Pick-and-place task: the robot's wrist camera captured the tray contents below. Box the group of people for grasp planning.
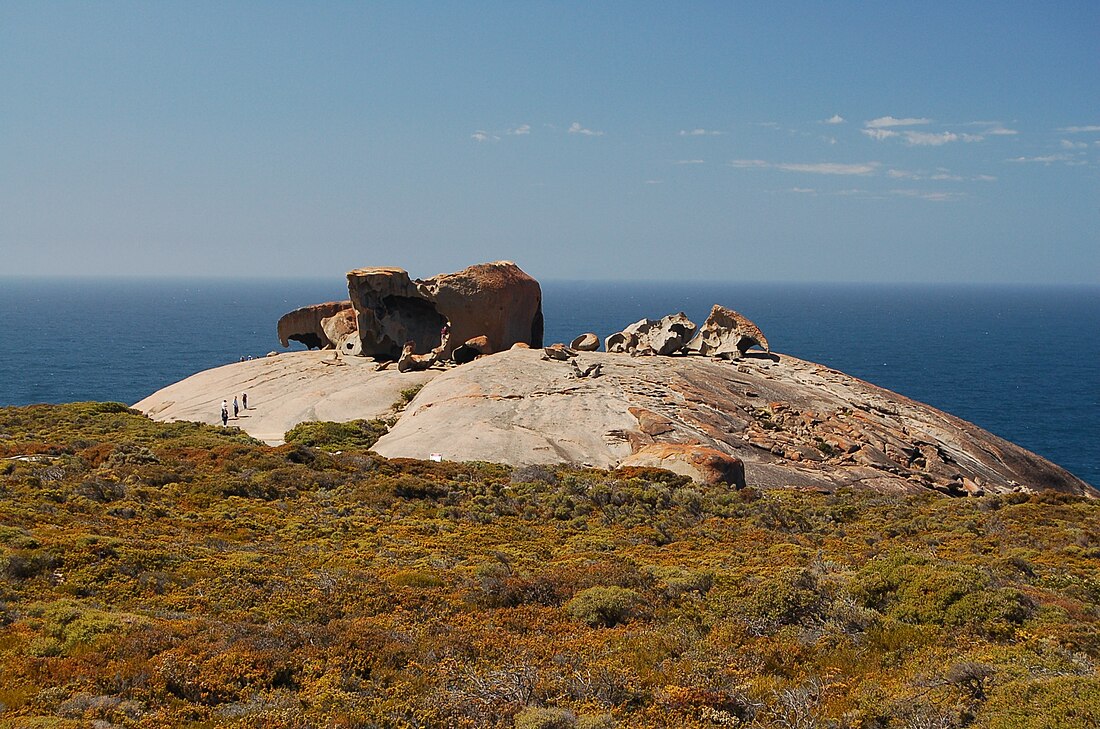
[219,393,248,426]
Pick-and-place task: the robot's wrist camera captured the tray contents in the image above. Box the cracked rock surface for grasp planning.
[374,349,1094,496]
[135,348,1094,496]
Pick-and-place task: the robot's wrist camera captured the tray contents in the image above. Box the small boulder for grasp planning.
[570,333,600,351]
[510,342,531,350]
[451,344,481,364]
[570,359,602,378]
[464,335,493,355]
[397,340,440,373]
[542,343,578,361]
[619,443,746,487]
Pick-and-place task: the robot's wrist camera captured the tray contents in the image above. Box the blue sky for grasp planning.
[2,2,1098,283]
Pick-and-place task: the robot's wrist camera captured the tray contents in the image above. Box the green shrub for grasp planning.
[982,675,1100,728]
[565,586,640,628]
[741,567,824,633]
[3,549,59,581]
[944,587,1034,638]
[29,599,136,656]
[391,570,445,589]
[851,551,990,625]
[514,706,577,729]
[283,419,388,450]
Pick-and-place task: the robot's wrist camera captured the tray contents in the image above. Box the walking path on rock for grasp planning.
[133,351,440,445]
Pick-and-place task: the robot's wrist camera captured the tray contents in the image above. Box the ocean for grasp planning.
[1,277,1097,487]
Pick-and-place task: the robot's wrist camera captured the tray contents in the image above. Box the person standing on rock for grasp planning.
[242,392,248,410]
[233,397,240,419]
[440,320,451,350]
[220,404,228,427]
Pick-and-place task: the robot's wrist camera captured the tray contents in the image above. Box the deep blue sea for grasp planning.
[1,278,1097,486]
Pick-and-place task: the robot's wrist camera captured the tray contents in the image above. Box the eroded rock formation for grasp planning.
[277,301,354,349]
[321,308,360,354]
[606,313,697,356]
[686,304,769,358]
[346,261,543,360]
[397,340,442,373]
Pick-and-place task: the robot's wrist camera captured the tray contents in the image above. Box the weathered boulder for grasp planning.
[605,331,637,354]
[609,313,697,356]
[321,308,360,354]
[277,301,354,349]
[346,261,543,360]
[543,344,577,361]
[464,335,492,355]
[620,443,746,487]
[570,359,603,379]
[451,343,480,364]
[570,333,600,351]
[397,340,441,373]
[687,304,770,359]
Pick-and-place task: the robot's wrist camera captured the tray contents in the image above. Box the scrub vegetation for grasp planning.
[0,403,1097,727]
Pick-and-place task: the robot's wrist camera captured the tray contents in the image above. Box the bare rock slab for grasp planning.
[133,351,440,445]
[373,349,1095,496]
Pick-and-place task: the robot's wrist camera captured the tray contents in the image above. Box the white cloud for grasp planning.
[891,189,965,202]
[568,122,604,136]
[868,127,981,146]
[1007,154,1074,164]
[731,159,879,175]
[823,115,845,124]
[779,162,879,175]
[674,159,706,165]
[789,187,817,193]
[866,116,932,128]
[1061,139,1088,150]
[862,128,899,141]
[644,179,663,185]
[964,122,1018,136]
[1059,125,1100,133]
[889,167,996,182]
[903,131,958,146]
[678,128,723,136]
[471,130,498,142]
[507,124,531,136]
